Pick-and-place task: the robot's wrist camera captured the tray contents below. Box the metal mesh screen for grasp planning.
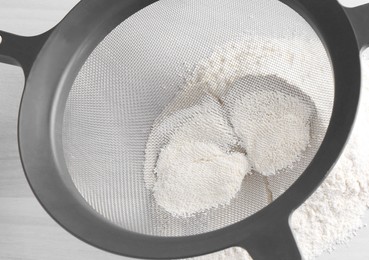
[62,0,334,236]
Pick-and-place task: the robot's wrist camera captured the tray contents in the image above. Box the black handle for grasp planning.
[0,29,52,77]
[343,3,369,50]
[240,217,301,260]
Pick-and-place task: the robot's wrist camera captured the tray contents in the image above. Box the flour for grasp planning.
[145,32,368,258]
[148,95,250,217]
[225,76,312,176]
[289,58,369,260]
[144,95,239,190]
[153,141,250,217]
[184,36,333,129]
[184,53,369,260]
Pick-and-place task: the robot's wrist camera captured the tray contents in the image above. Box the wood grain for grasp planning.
[0,1,126,259]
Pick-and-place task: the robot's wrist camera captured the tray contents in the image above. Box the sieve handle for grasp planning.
[343,3,369,50]
[240,218,301,260]
[0,29,52,77]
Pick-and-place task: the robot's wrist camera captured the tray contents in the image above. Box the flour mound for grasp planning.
[153,141,250,217]
[226,85,312,176]
[290,58,369,260]
[144,95,238,190]
[144,31,369,260]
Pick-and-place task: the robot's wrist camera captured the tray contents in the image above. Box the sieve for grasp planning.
[0,0,368,259]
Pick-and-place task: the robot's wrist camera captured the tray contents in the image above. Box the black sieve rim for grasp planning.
[17,0,361,258]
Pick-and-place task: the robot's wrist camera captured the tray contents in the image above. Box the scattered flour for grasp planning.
[290,58,369,260]
[145,32,369,259]
[184,36,333,121]
[225,76,312,176]
[184,55,369,260]
[153,141,250,217]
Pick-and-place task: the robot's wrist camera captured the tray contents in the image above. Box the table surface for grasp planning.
[0,1,368,259]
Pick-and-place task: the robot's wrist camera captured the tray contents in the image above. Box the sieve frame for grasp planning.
[0,0,368,259]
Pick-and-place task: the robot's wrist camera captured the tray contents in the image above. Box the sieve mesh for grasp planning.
[62,0,334,236]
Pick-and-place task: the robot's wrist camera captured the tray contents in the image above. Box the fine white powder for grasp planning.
[144,95,239,190]
[153,141,250,217]
[225,88,312,176]
[184,53,369,260]
[184,36,333,122]
[147,95,250,216]
[289,61,369,260]
[145,32,369,259]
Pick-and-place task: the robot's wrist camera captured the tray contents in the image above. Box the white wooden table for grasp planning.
[0,1,368,259]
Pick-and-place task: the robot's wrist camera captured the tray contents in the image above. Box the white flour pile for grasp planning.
[153,141,250,217]
[185,54,369,259]
[225,78,312,175]
[145,94,252,216]
[145,36,324,214]
[145,34,369,259]
[290,58,369,259]
[144,95,240,190]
